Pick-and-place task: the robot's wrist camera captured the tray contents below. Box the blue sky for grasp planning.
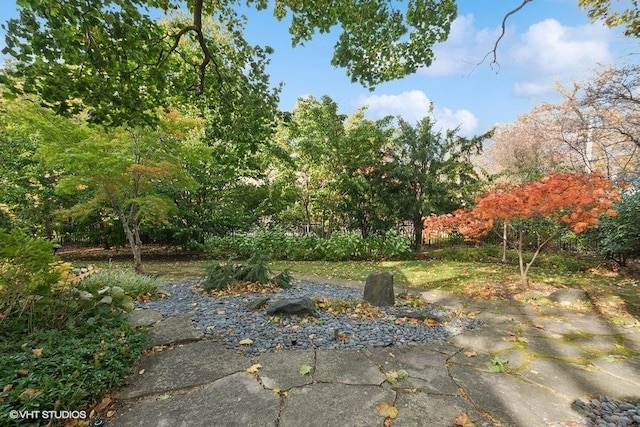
[1,0,638,136]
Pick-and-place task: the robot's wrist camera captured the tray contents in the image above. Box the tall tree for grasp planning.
[390,116,491,250]
[1,0,456,125]
[579,0,640,37]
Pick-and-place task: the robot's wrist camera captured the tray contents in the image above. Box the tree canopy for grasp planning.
[1,0,456,125]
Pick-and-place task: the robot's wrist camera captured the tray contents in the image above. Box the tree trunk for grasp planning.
[502,221,508,263]
[517,229,528,287]
[118,210,143,273]
[412,215,424,253]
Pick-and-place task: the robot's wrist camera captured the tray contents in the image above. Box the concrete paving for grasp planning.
[108,283,640,427]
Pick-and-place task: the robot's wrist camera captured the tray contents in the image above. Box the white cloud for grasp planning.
[420,14,504,77]
[510,19,613,96]
[357,90,479,135]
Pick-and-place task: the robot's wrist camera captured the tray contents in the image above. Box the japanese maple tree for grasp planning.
[424,173,620,286]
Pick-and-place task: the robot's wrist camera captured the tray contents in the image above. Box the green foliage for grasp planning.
[0,230,62,324]
[202,259,239,291]
[205,230,411,262]
[2,0,456,125]
[75,269,160,314]
[596,192,640,266]
[0,314,146,426]
[488,356,509,373]
[202,252,290,291]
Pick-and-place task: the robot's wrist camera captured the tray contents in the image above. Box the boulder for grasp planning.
[266,297,316,316]
[363,272,395,307]
[245,296,270,311]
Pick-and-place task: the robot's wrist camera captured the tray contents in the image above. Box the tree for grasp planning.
[424,173,620,286]
[579,0,640,37]
[478,65,640,185]
[1,0,456,125]
[595,191,640,266]
[0,97,80,238]
[390,116,491,251]
[38,113,197,272]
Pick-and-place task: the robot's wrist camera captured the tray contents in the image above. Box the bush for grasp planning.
[205,229,411,262]
[0,230,63,329]
[0,313,146,426]
[202,253,291,291]
[596,192,640,266]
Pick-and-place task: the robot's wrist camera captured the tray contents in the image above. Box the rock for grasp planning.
[127,308,164,328]
[148,313,204,346]
[245,296,270,311]
[548,288,589,305]
[266,298,316,316]
[363,272,395,307]
[395,308,447,322]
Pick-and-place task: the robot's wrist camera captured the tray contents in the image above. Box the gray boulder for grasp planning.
[363,272,395,307]
[266,297,316,316]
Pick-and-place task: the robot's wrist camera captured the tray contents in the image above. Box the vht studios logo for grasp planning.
[9,410,87,420]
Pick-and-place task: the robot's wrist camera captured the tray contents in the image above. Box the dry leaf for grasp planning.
[138,369,145,375]
[453,412,476,427]
[31,348,43,357]
[3,384,13,392]
[239,338,254,346]
[15,368,29,376]
[376,402,399,419]
[106,410,116,418]
[463,351,477,357]
[95,395,113,412]
[534,324,545,330]
[424,318,439,327]
[246,363,262,374]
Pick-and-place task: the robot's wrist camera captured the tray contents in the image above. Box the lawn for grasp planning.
[69,247,640,320]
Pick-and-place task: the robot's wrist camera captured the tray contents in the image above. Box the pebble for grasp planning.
[574,395,640,427]
[138,278,481,356]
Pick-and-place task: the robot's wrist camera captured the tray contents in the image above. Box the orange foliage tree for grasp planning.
[424,173,620,286]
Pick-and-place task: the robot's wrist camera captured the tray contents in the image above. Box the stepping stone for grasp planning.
[148,313,204,347]
[127,308,163,328]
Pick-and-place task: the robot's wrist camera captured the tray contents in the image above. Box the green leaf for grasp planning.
[299,364,313,376]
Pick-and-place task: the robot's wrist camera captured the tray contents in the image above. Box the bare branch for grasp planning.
[479,0,534,72]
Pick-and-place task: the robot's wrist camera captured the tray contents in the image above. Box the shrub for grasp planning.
[0,313,146,426]
[0,230,63,329]
[202,253,291,291]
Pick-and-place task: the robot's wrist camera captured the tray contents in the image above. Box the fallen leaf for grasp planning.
[138,369,145,375]
[424,318,439,327]
[3,384,13,392]
[15,369,29,376]
[239,338,254,346]
[157,394,170,400]
[534,324,545,330]
[517,337,529,343]
[464,351,477,358]
[246,363,262,374]
[95,395,113,412]
[299,364,313,376]
[31,348,43,357]
[106,410,116,418]
[453,412,476,427]
[376,402,399,419]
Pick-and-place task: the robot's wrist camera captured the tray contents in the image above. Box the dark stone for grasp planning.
[266,297,316,316]
[245,296,270,311]
[395,308,446,322]
[363,272,395,307]
[548,288,590,305]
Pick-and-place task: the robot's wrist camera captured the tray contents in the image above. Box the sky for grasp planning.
[1,0,638,136]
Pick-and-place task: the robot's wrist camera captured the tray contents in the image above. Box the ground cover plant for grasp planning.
[1,231,159,425]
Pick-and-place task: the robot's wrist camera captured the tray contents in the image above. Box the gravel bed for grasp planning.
[573,395,640,427]
[137,278,481,356]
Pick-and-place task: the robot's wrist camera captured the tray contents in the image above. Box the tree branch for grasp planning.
[479,0,534,72]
